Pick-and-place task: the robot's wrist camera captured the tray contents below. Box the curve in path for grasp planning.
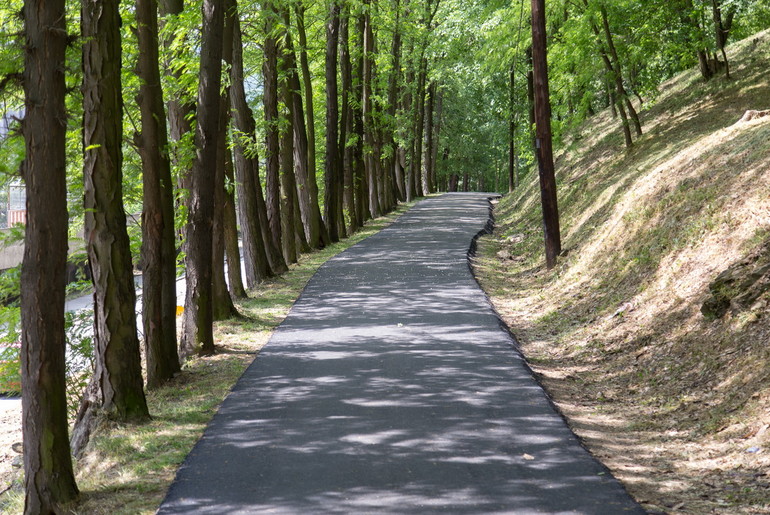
[159,193,644,514]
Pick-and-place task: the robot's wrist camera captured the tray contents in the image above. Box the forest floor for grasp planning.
[473,29,770,514]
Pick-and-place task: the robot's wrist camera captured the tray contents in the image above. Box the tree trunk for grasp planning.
[339,12,360,232]
[413,58,428,198]
[212,0,237,321]
[230,10,275,286]
[424,81,436,194]
[222,147,246,299]
[212,19,237,320]
[353,14,370,224]
[159,0,195,245]
[324,1,342,243]
[136,0,181,388]
[509,63,516,192]
[20,1,80,511]
[531,0,561,268]
[279,23,299,265]
[711,0,731,79]
[82,0,150,423]
[295,4,331,246]
[182,0,225,357]
[599,5,642,137]
[362,5,382,217]
[386,2,405,202]
[282,9,325,250]
[263,3,283,254]
[431,88,442,191]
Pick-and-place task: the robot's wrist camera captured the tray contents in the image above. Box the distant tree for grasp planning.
[19,0,80,511]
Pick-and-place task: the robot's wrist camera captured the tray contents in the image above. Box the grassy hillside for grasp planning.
[474,29,770,514]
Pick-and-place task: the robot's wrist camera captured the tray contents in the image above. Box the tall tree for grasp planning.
[212,0,237,321]
[135,0,181,388]
[80,0,150,424]
[531,0,561,268]
[295,3,330,247]
[230,8,274,287]
[181,0,225,356]
[263,2,283,254]
[20,0,80,511]
[282,8,326,250]
[324,1,343,242]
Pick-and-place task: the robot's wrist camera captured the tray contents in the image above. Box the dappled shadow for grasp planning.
[159,194,642,514]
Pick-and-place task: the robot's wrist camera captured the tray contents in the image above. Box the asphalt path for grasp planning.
[158,193,644,514]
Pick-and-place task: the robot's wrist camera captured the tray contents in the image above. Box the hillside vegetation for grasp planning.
[475,29,770,514]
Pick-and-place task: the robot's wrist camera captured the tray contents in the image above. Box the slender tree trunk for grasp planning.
[386,1,405,202]
[599,5,642,137]
[279,24,299,265]
[222,148,246,299]
[531,0,561,268]
[81,0,150,424]
[413,57,428,197]
[424,81,436,194]
[182,0,225,357]
[362,5,381,217]
[431,89,443,191]
[212,0,237,321]
[230,10,275,286]
[711,0,731,79]
[264,2,283,253]
[282,10,324,250]
[159,0,195,245]
[324,1,342,242]
[136,0,181,388]
[353,14,369,224]
[295,4,331,246]
[20,1,80,511]
[339,13,359,232]
[509,63,516,192]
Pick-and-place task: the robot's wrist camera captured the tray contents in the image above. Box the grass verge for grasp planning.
[473,30,770,515]
[0,201,415,515]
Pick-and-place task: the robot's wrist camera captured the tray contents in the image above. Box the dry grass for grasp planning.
[474,29,770,514]
[0,202,414,514]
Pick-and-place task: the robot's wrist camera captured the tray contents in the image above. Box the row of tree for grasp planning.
[8,0,459,512]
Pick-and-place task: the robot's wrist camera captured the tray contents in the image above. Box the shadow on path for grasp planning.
[159,193,644,514]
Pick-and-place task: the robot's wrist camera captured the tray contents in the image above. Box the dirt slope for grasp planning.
[474,29,770,514]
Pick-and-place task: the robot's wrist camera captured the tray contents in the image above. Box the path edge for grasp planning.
[465,194,645,512]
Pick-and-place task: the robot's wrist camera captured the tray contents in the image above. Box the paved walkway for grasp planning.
[158,193,644,514]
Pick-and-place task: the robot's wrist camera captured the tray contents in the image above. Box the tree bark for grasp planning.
[212,0,237,321]
[599,5,641,137]
[222,147,247,299]
[136,0,181,389]
[159,0,195,245]
[339,12,360,232]
[20,1,80,511]
[230,10,276,286]
[424,81,436,194]
[362,5,382,217]
[182,0,225,357]
[531,0,561,269]
[282,9,326,250]
[325,1,342,243]
[295,4,330,246]
[279,21,299,265]
[263,2,283,254]
[82,0,150,423]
